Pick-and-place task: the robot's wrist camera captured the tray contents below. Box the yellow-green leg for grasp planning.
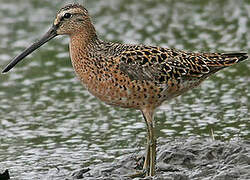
[143,135,150,173]
[142,108,156,176]
[128,139,149,178]
[128,108,156,178]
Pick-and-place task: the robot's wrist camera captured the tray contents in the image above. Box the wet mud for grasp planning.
[2,137,249,180]
[70,137,250,180]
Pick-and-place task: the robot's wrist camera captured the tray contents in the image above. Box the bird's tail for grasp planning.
[195,52,248,78]
[206,52,248,67]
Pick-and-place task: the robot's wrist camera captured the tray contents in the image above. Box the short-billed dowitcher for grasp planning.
[2,4,248,177]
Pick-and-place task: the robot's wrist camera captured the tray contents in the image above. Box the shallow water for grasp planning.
[0,0,249,179]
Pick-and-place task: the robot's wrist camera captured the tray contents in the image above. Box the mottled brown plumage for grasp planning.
[2,3,248,178]
[71,36,247,111]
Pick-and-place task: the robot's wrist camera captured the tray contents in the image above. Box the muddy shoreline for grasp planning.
[70,137,250,180]
[2,137,249,180]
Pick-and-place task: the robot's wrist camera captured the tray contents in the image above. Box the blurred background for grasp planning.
[0,0,249,179]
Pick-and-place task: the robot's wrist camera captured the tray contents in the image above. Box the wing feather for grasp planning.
[118,46,247,84]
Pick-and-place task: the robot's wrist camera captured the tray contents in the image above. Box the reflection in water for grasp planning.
[0,0,249,179]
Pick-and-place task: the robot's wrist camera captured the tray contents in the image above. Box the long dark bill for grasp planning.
[2,25,58,73]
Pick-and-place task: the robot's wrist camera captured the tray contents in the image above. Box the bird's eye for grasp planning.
[63,13,72,19]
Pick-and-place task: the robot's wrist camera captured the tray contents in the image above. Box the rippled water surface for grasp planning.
[0,0,249,179]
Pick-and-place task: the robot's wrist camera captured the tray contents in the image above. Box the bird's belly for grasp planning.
[164,78,205,99]
[86,80,141,109]
[75,74,135,108]
[77,72,165,109]
[75,67,204,110]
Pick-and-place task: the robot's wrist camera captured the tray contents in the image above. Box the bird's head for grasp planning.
[2,3,94,73]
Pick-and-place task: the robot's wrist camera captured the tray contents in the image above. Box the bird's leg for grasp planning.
[142,118,150,174]
[127,108,156,178]
[128,128,149,178]
[149,120,156,176]
[142,108,156,177]
[143,135,150,171]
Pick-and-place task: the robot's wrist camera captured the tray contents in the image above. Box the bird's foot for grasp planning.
[126,170,146,178]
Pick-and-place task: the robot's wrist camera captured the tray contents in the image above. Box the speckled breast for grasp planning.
[71,58,167,110]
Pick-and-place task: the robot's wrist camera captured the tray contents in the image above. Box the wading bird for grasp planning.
[2,4,248,177]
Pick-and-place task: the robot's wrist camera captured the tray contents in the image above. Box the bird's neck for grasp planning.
[69,31,121,63]
[69,29,97,63]
[69,31,106,81]
[69,28,97,51]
